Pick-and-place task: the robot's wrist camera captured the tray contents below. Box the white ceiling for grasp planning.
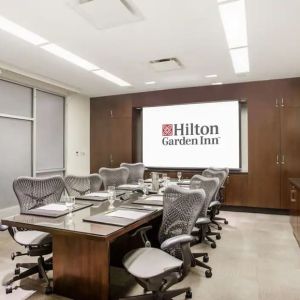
[0,0,299,97]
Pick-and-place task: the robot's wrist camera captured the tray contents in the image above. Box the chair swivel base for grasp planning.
[119,287,192,300]
[192,253,212,278]
[6,256,53,295]
[214,216,229,225]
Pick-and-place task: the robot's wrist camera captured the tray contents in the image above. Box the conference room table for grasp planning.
[1,192,164,300]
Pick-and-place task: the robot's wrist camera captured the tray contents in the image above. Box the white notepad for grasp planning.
[106,209,148,220]
[146,195,163,202]
[36,204,68,211]
[85,192,109,197]
[118,184,140,189]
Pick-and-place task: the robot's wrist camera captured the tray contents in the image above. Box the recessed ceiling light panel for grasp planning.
[230,47,250,73]
[0,15,48,45]
[41,43,99,71]
[219,0,248,49]
[205,74,218,78]
[145,81,156,85]
[93,69,131,87]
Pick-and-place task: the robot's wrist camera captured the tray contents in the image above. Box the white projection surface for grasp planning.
[142,101,240,169]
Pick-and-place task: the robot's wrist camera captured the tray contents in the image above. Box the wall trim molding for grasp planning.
[0,205,19,220]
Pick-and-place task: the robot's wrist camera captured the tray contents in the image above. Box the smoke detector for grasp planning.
[149,58,182,72]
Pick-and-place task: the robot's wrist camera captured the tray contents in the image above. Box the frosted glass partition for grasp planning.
[36,91,64,172]
[0,80,32,117]
[0,118,32,209]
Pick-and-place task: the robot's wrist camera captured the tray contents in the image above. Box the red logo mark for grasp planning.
[162,124,173,136]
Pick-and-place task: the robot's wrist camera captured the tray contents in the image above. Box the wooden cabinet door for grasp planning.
[280,107,300,209]
[247,97,281,208]
[225,174,248,206]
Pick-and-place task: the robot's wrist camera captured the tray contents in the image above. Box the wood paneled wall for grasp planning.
[91,78,300,210]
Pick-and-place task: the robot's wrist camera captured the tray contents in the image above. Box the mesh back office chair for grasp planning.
[64,174,102,197]
[121,185,206,300]
[4,176,65,294]
[120,162,145,184]
[202,169,228,230]
[99,167,129,190]
[190,175,219,277]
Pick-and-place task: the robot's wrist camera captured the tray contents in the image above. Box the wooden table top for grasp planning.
[1,192,163,242]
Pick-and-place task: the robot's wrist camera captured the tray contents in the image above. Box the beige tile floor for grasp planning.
[0,211,300,300]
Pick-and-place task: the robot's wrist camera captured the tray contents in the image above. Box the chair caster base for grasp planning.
[203,255,209,263]
[211,242,216,249]
[216,233,221,240]
[186,290,192,299]
[205,270,212,278]
[6,286,13,294]
[45,286,53,294]
[224,220,229,225]
[14,267,20,275]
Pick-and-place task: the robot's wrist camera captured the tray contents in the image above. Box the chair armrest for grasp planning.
[131,225,152,247]
[209,200,221,208]
[0,224,8,231]
[160,234,194,251]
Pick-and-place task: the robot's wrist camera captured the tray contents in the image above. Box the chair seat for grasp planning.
[196,217,210,225]
[14,230,52,246]
[123,247,182,279]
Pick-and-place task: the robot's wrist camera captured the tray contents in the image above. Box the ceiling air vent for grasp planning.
[69,0,143,30]
[149,58,182,72]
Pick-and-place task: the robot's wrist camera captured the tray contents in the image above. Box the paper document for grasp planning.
[85,192,108,197]
[181,180,191,184]
[118,184,139,189]
[36,204,68,211]
[146,195,163,202]
[106,209,149,220]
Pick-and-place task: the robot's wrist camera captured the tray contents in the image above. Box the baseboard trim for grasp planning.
[0,205,19,220]
[222,205,289,215]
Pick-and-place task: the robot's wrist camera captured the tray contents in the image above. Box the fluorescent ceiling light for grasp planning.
[0,15,48,45]
[93,70,131,87]
[211,82,223,85]
[205,74,218,78]
[41,43,99,71]
[145,81,156,85]
[219,0,248,49]
[230,47,249,73]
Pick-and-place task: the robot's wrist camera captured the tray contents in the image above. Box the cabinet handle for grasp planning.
[281,155,285,165]
[276,154,279,165]
[281,98,284,107]
[110,110,113,118]
[291,189,296,202]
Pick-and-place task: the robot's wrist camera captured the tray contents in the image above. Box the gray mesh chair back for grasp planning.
[158,185,206,259]
[202,169,227,202]
[99,167,129,190]
[208,167,229,179]
[13,176,65,213]
[190,175,219,217]
[65,174,102,197]
[120,162,145,184]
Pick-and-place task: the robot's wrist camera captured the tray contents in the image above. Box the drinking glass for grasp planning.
[107,186,115,209]
[162,173,168,187]
[64,195,75,213]
[177,171,182,182]
[138,179,148,198]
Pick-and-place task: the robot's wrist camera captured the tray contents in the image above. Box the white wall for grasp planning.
[65,93,90,175]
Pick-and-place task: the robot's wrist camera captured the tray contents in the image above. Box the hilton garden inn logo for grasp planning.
[162,123,220,146]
